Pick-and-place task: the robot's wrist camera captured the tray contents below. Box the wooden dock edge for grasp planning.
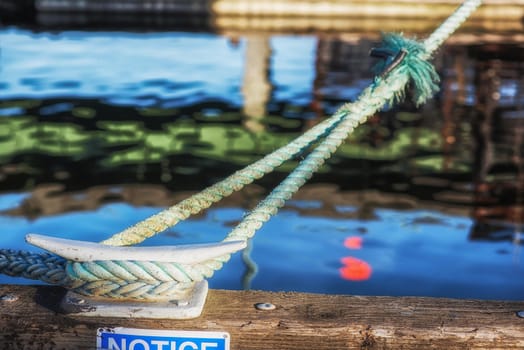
[0,285,523,349]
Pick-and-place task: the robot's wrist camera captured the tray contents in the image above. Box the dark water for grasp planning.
[0,27,523,300]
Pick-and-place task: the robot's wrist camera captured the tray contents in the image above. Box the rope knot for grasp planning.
[370,33,440,106]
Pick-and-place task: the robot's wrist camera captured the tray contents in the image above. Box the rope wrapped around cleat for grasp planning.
[64,256,230,300]
[0,248,230,300]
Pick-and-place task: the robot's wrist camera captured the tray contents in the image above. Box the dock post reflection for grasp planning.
[241,238,258,290]
[242,35,272,132]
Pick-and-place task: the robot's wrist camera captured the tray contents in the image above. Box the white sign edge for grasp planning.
[96,327,230,350]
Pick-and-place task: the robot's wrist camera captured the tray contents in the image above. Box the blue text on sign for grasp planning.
[97,328,229,350]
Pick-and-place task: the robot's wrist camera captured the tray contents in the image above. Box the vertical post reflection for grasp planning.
[241,238,258,290]
[242,35,272,132]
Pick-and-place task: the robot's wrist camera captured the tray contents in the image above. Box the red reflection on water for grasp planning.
[343,236,363,249]
[339,257,372,281]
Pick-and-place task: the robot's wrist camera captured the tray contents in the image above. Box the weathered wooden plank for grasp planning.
[0,285,523,349]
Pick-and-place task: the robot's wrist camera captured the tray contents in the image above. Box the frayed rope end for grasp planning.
[372,33,440,107]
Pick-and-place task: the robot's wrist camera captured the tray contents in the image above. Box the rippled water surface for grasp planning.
[1,27,523,300]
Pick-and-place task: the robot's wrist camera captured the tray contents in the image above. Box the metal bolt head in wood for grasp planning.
[255,302,276,311]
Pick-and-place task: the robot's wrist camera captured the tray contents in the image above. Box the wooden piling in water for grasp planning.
[0,284,523,349]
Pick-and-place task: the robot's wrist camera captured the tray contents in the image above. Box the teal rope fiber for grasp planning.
[372,34,440,107]
[0,0,483,300]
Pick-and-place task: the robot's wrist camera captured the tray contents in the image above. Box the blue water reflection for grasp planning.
[0,27,523,300]
[1,195,522,300]
[0,29,315,108]
[1,30,242,106]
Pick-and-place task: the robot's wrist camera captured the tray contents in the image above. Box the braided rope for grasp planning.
[423,0,482,56]
[101,109,349,246]
[0,244,233,300]
[0,0,482,300]
[0,250,231,300]
[65,256,229,300]
[0,249,67,285]
[224,70,410,242]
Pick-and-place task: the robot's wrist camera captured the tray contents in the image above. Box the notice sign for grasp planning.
[97,327,230,350]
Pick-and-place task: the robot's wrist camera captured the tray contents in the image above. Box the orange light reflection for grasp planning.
[339,256,372,281]
[343,236,363,249]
